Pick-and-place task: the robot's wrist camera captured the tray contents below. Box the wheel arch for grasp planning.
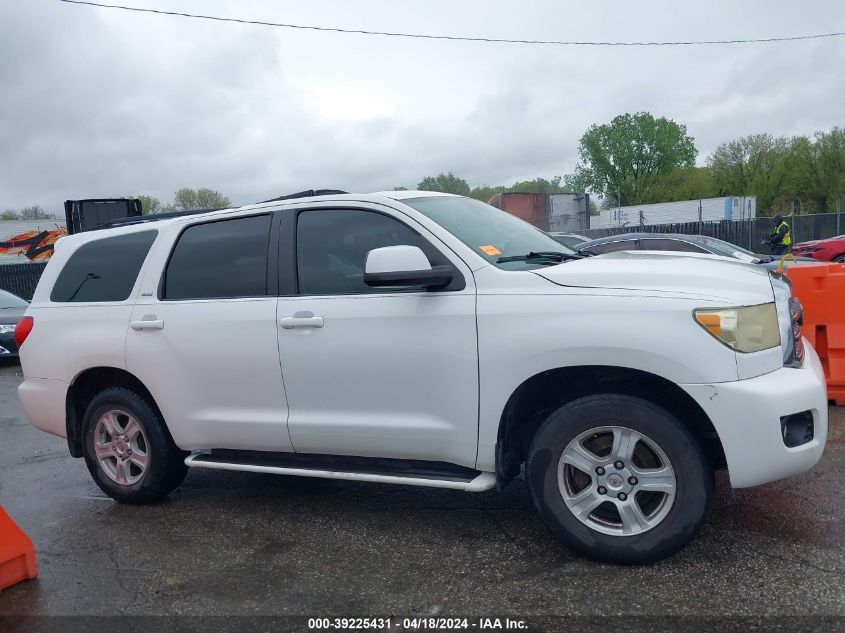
[495,365,726,486]
[65,366,163,458]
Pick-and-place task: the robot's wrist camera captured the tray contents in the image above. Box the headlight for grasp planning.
[0,324,16,335]
[694,303,780,353]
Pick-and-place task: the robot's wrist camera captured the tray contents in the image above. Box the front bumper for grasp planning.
[18,377,69,438]
[681,341,828,488]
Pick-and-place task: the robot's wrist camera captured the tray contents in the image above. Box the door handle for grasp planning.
[280,316,324,329]
[130,318,165,331]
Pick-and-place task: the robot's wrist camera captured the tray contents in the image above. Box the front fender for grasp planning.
[474,292,739,470]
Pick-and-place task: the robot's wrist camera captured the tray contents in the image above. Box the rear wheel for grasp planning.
[526,394,712,564]
[82,387,188,504]
[834,254,845,263]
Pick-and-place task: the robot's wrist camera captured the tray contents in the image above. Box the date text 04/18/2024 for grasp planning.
[307,617,528,630]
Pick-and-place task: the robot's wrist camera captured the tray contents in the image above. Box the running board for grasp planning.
[184,451,496,492]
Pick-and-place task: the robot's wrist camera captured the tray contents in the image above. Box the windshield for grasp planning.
[402,196,575,269]
[0,289,29,309]
[692,236,759,259]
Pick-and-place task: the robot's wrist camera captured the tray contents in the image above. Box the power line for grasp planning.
[57,0,845,47]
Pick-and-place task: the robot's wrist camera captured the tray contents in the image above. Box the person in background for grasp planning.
[767,214,791,256]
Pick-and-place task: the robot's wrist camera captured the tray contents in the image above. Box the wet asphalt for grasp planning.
[0,359,843,626]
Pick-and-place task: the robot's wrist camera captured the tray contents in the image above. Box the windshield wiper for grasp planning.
[497,251,583,264]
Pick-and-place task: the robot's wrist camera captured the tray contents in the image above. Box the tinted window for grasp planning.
[297,209,430,295]
[164,215,271,300]
[583,240,638,255]
[642,239,708,253]
[51,231,157,303]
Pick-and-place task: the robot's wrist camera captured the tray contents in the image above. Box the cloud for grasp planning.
[1,0,843,211]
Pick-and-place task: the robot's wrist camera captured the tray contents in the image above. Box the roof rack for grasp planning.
[82,189,350,232]
[259,189,348,203]
[90,208,226,231]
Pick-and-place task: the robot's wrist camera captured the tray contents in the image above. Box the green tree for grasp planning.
[136,195,163,215]
[813,128,845,211]
[560,171,590,192]
[1,210,18,220]
[506,176,566,194]
[706,133,830,215]
[574,112,697,207]
[468,184,506,202]
[642,167,721,204]
[773,136,824,213]
[417,173,471,196]
[707,134,785,212]
[173,188,231,211]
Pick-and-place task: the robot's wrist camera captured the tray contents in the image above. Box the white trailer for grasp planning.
[593,196,757,229]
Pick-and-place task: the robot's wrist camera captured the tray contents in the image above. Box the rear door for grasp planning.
[276,205,480,469]
[126,212,292,452]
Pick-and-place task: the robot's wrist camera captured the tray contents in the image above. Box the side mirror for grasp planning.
[364,245,453,289]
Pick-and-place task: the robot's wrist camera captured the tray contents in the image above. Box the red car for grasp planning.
[792,234,845,262]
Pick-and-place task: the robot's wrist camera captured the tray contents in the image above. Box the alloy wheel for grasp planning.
[93,409,150,485]
[557,425,676,536]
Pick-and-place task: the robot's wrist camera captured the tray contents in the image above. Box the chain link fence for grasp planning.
[0,262,48,301]
[583,212,845,252]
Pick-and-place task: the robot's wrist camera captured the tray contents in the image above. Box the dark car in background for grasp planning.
[793,234,845,263]
[548,232,591,249]
[0,289,29,359]
[576,232,817,271]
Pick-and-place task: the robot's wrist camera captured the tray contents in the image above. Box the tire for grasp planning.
[526,394,713,564]
[82,387,188,504]
[834,254,845,263]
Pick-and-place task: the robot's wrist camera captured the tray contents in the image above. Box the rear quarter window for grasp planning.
[50,230,157,303]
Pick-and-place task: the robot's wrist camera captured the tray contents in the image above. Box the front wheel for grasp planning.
[834,254,845,263]
[526,394,713,564]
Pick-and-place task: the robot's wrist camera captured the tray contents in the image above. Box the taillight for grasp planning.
[14,316,33,349]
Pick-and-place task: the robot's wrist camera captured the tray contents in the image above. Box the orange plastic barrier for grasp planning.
[0,506,38,591]
[786,262,845,406]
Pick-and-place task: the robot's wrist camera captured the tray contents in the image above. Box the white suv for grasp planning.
[16,191,828,563]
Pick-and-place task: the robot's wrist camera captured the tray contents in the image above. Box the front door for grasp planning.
[126,213,293,453]
[277,207,479,469]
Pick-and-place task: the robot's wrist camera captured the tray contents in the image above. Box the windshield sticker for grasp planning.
[479,245,502,256]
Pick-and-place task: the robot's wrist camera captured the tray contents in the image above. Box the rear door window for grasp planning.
[51,230,157,302]
[163,214,271,300]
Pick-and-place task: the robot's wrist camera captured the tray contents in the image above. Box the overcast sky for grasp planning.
[1,0,843,211]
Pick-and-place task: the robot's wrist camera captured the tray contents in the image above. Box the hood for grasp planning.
[799,235,844,246]
[533,250,774,304]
